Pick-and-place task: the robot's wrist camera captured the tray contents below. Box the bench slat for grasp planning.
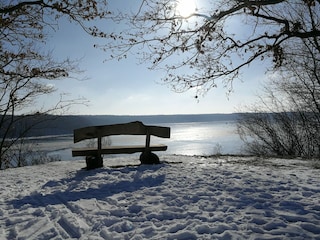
[74,121,170,143]
[72,144,168,157]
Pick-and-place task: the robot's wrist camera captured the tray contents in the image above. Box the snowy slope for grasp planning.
[1,156,320,239]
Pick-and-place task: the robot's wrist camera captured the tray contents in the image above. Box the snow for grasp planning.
[1,155,320,239]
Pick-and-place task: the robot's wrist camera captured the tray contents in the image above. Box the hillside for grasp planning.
[1,155,320,239]
[1,113,239,137]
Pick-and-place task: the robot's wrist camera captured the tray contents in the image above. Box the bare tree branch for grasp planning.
[0,0,110,168]
[101,0,320,96]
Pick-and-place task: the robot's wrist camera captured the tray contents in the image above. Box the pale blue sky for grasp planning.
[41,0,268,115]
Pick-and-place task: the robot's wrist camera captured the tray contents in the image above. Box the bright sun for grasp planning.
[176,0,197,18]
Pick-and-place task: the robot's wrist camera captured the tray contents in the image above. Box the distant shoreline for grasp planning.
[2,113,240,138]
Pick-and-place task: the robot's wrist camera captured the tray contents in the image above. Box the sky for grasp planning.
[42,0,268,116]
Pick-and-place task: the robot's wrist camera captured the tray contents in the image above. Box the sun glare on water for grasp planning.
[176,0,197,18]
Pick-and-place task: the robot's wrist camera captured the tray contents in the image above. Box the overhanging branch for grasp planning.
[0,1,43,14]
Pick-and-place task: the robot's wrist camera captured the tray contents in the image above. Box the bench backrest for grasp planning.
[74,121,170,143]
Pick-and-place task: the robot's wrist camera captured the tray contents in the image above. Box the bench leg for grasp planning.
[85,155,103,170]
[139,151,160,164]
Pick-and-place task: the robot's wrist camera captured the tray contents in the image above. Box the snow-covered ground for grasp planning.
[1,155,320,239]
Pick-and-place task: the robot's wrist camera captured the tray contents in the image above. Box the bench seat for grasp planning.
[72,144,168,156]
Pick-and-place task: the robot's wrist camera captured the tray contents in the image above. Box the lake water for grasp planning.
[42,120,244,160]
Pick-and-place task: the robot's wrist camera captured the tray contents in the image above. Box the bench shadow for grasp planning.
[8,164,166,209]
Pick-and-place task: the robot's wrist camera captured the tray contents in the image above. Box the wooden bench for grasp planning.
[72,121,170,169]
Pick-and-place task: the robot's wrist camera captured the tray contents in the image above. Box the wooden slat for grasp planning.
[147,125,170,138]
[74,121,170,143]
[72,144,168,157]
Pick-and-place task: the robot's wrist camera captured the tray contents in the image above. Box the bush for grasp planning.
[1,140,61,169]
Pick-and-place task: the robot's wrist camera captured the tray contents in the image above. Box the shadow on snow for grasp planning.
[8,164,166,208]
